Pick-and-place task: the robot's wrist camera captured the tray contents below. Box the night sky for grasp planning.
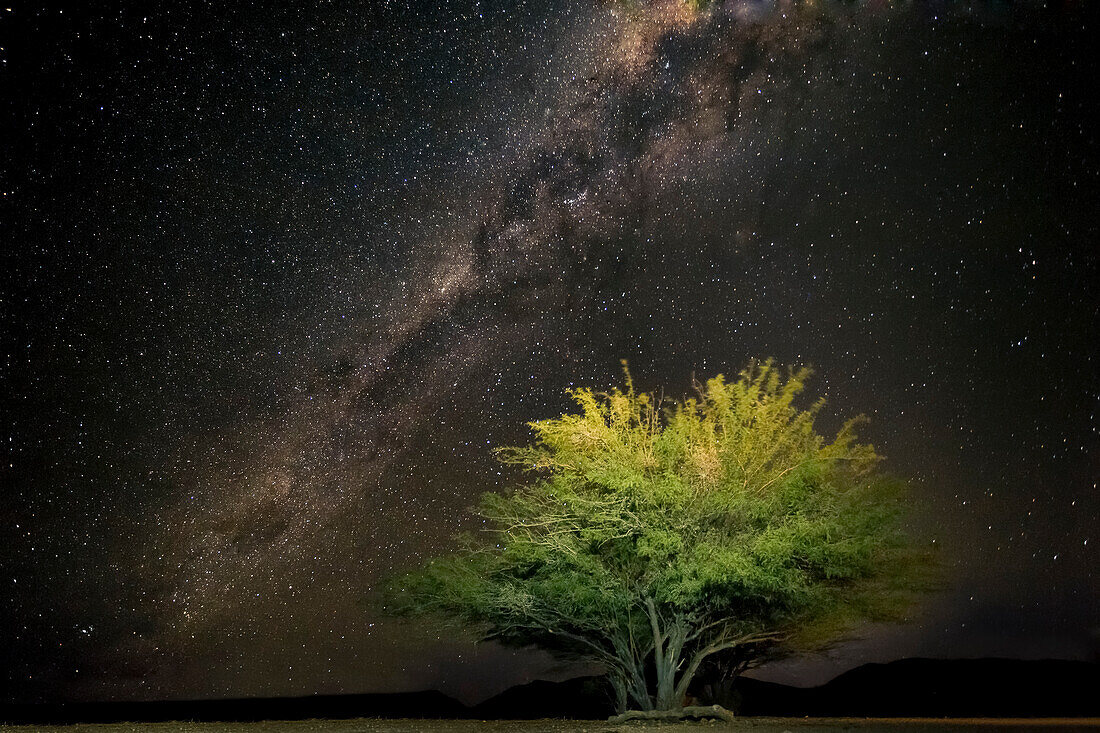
[3,0,1097,707]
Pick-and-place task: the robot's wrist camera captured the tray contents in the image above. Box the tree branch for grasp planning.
[674,631,786,701]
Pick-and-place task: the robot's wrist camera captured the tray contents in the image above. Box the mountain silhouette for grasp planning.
[4,658,1098,724]
[0,689,466,725]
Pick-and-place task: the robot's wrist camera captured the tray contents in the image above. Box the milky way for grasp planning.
[4,0,1097,704]
[152,0,840,664]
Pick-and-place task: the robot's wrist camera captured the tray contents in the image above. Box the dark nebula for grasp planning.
[3,0,1097,705]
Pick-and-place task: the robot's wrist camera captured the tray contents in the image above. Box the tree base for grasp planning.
[608,704,737,723]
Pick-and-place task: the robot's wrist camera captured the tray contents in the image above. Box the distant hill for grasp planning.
[0,689,466,725]
[704,658,1100,718]
[786,658,1100,718]
[468,658,1100,719]
[506,658,1100,719]
[4,658,1098,724]
[471,675,613,719]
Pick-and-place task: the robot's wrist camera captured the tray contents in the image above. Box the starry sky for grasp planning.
[3,0,1097,707]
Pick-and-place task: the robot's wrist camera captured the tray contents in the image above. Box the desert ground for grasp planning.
[3,718,1100,733]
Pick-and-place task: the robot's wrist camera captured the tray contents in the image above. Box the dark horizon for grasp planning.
[3,0,1098,708]
[4,657,1099,723]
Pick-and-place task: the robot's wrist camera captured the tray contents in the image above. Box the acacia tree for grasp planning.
[387,360,925,714]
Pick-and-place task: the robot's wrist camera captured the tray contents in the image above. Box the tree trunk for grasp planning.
[655,655,681,711]
[610,628,654,711]
[609,672,628,714]
[645,598,687,711]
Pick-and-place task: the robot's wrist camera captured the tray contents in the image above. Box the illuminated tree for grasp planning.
[386,360,926,715]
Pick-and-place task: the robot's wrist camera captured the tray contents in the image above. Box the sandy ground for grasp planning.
[3,718,1099,733]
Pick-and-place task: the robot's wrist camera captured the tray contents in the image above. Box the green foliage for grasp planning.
[385,359,930,712]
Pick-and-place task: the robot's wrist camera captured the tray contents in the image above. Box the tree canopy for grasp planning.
[385,360,928,713]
